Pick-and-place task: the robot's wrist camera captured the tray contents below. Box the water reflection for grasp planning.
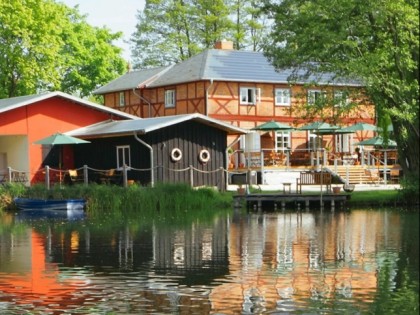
[0,209,418,314]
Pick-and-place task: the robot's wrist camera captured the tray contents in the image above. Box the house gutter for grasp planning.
[132,88,152,118]
[133,132,154,187]
[205,79,214,116]
[226,136,242,191]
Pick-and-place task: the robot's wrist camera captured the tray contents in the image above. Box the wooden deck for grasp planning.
[233,192,351,212]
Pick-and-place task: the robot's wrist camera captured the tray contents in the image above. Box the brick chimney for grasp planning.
[214,40,234,50]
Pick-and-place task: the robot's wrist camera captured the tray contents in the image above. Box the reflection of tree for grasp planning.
[370,213,419,314]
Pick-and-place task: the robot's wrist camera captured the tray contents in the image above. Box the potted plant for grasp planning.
[237,185,246,195]
[332,186,341,194]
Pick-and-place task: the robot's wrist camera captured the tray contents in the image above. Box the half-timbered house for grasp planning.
[94,40,377,167]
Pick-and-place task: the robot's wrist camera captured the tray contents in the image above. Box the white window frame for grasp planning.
[307,89,326,105]
[119,92,125,107]
[275,131,291,151]
[275,88,291,106]
[165,89,176,108]
[334,90,348,107]
[240,87,260,105]
[116,145,131,170]
[308,132,322,150]
[335,133,351,153]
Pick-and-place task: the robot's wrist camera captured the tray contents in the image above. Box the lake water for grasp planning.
[0,207,418,314]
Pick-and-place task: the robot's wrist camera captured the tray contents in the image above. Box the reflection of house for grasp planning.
[210,211,402,313]
[68,113,246,187]
[94,41,376,157]
[0,92,136,184]
[152,217,229,281]
[0,229,89,312]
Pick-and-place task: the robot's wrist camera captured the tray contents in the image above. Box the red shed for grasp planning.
[0,92,136,184]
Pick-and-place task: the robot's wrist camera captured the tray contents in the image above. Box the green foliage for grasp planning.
[1,183,233,223]
[348,190,402,207]
[0,183,26,210]
[0,0,126,98]
[130,0,269,68]
[264,0,419,195]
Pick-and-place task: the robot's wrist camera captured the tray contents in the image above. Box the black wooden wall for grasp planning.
[74,120,227,187]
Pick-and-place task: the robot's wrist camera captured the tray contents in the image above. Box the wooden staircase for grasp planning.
[327,165,381,184]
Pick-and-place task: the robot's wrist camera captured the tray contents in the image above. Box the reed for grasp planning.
[0,183,233,220]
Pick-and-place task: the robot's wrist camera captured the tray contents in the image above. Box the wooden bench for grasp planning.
[296,171,332,193]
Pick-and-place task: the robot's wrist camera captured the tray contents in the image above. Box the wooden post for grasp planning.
[83,165,88,185]
[123,164,128,187]
[45,165,50,190]
[219,167,225,192]
[384,151,388,185]
[189,165,194,188]
[7,166,12,182]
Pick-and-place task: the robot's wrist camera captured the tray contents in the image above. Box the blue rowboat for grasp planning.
[14,198,86,219]
[14,197,85,211]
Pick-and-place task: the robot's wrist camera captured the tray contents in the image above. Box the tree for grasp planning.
[263,0,419,199]
[130,0,270,68]
[229,0,271,51]
[59,8,126,97]
[0,0,126,98]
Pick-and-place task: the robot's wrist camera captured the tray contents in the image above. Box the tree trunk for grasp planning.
[393,119,419,182]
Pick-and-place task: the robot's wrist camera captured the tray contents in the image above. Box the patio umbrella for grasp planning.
[356,136,397,147]
[34,133,90,145]
[252,120,293,131]
[298,121,339,133]
[34,133,90,169]
[341,122,377,132]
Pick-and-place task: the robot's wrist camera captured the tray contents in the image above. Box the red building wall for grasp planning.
[0,97,122,183]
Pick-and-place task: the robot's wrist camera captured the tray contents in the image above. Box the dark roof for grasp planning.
[93,66,170,94]
[67,113,248,137]
[94,49,361,94]
[0,91,138,119]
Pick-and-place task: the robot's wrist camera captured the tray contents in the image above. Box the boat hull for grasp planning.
[14,198,86,219]
[14,198,85,211]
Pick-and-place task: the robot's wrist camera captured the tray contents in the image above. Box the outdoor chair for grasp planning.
[365,169,381,184]
[66,169,83,184]
[100,169,121,184]
[390,169,400,184]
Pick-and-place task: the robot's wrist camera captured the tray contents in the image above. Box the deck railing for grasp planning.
[0,148,398,189]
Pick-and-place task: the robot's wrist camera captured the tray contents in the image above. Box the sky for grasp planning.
[60,0,146,61]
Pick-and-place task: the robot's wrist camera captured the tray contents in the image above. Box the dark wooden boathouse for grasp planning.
[69,114,246,187]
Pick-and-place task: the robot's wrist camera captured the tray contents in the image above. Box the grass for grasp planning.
[0,183,235,224]
[0,182,412,216]
[347,189,402,207]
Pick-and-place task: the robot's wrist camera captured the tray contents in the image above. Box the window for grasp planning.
[335,133,351,153]
[307,90,326,105]
[119,92,125,107]
[240,87,260,105]
[308,132,322,150]
[275,131,291,150]
[275,88,291,106]
[165,89,176,108]
[116,145,131,170]
[334,91,348,107]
